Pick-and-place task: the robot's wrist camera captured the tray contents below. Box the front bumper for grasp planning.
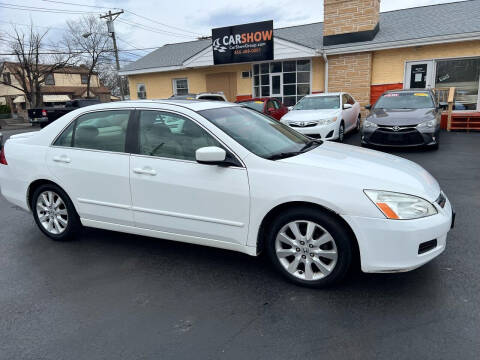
[285,121,338,140]
[343,198,452,273]
[362,126,440,147]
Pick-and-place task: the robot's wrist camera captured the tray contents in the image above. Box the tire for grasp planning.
[31,183,82,241]
[338,122,345,142]
[265,207,354,288]
[355,115,361,133]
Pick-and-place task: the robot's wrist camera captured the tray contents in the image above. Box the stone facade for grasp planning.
[324,0,380,36]
[328,52,372,115]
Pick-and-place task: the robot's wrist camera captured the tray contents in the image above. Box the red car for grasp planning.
[236,97,288,120]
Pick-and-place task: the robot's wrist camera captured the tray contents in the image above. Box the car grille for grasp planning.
[369,127,424,146]
[289,121,318,128]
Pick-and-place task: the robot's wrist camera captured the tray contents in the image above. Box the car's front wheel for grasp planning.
[32,184,82,241]
[266,207,354,287]
[338,122,345,142]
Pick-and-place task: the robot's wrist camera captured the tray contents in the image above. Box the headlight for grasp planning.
[318,116,337,125]
[363,120,378,128]
[416,119,437,129]
[364,190,437,220]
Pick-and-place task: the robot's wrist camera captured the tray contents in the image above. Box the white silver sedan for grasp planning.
[0,100,453,287]
[281,92,361,142]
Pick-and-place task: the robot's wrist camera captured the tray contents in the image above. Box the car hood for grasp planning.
[279,141,440,202]
[281,109,339,122]
[367,108,435,126]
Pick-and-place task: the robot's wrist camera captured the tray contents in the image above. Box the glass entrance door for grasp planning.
[405,61,434,89]
[270,74,282,98]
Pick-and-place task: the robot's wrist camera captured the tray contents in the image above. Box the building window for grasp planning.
[2,72,11,85]
[241,71,251,79]
[252,60,311,106]
[81,74,88,84]
[435,57,480,111]
[137,83,147,99]
[173,78,189,95]
[45,73,55,85]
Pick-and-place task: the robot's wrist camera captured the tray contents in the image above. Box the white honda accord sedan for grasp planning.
[0,100,453,287]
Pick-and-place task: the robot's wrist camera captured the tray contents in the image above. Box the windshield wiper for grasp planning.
[267,140,322,160]
[266,151,301,160]
[300,139,322,152]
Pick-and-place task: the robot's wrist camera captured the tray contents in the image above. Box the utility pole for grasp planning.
[100,10,125,100]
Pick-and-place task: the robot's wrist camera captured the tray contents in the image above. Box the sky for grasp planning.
[0,0,469,65]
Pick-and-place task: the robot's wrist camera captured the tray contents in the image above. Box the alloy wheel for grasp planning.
[36,191,68,235]
[275,220,338,281]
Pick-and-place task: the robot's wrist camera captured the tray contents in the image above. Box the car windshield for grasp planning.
[375,92,434,109]
[199,107,321,160]
[293,96,340,110]
[240,101,265,112]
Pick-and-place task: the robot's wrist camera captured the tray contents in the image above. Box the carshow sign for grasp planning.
[212,20,274,65]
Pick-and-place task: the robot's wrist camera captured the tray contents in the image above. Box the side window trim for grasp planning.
[131,107,245,168]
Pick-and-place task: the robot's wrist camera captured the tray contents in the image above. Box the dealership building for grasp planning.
[121,0,480,114]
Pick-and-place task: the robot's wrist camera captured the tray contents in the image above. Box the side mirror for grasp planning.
[267,107,275,113]
[288,106,293,111]
[343,103,353,110]
[195,146,227,165]
[365,104,372,110]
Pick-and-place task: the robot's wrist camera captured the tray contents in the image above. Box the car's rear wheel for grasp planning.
[266,207,353,287]
[32,184,82,241]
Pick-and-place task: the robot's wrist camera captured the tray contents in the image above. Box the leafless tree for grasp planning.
[64,15,112,98]
[97,61,129,97]
[0,24,73,108]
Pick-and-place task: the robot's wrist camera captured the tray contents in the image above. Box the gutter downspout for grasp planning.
[322,52,328,93]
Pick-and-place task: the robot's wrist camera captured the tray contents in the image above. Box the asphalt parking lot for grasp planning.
[1,128,479,360]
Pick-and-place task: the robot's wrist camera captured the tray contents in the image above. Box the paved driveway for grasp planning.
[1,129,479,359]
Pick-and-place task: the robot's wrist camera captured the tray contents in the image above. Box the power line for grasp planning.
[0,3,98,15]
[41,0,117,10]
[38,0,203,36]
[123,9,203,36]
[117,19,194,39]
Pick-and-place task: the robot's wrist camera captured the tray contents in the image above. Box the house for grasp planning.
[120,0,480,121]
[0,62,112,118]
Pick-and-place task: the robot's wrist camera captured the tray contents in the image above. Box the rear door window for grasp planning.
[54,110,130,152]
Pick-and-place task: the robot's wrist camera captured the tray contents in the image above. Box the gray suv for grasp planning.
[361,89,441,149]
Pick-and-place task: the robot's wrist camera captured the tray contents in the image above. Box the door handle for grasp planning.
[53,155,71,163]
[133,167,157,176]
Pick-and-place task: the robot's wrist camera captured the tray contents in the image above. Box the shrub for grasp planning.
[0,104,11,114]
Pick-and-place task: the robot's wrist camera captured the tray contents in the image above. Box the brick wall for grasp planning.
[324,0,380,36]
[328,52,372,116]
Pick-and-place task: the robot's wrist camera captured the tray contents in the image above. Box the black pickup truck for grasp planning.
[28,99,101,128]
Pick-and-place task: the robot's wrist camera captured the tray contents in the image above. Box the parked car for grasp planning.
[28,99,101,128]
[169,92,227,101]
[0,101,454,287]
[280,93,361,142]
[236,97,288,121]
[362,89,441,149]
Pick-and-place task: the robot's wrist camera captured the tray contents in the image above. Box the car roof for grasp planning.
[385,89,432,93]
[305,92,343,97]
[70,99,239,112]
[237,97,277,102]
